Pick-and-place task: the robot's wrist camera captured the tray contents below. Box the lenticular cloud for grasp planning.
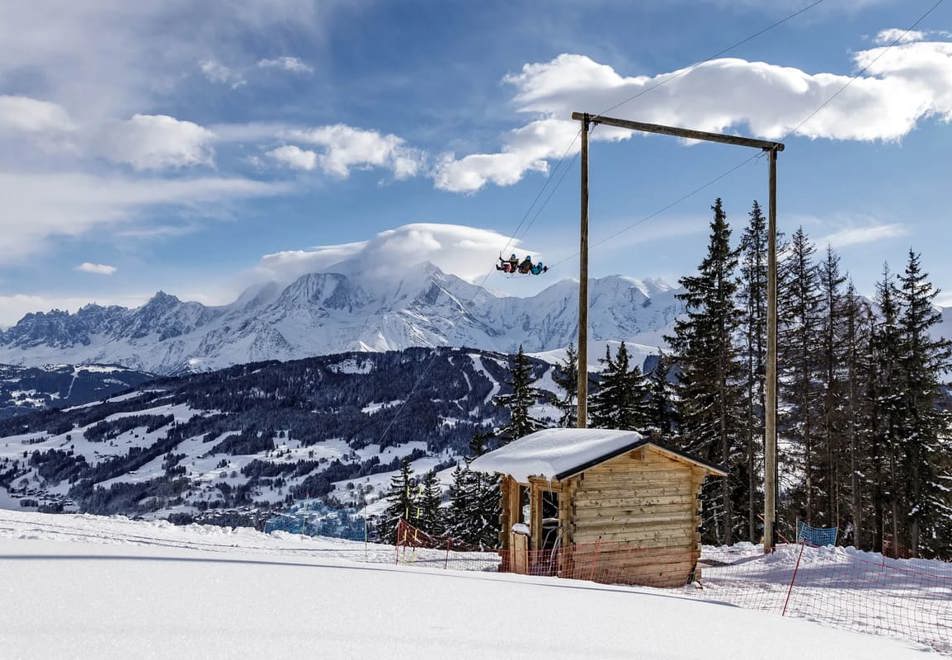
[257,223,537,283]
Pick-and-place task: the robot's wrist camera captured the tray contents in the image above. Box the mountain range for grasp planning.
[0,264,681,375]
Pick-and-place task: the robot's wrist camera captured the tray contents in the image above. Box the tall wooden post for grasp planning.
[577,115,590,429]
[764,147,778,553]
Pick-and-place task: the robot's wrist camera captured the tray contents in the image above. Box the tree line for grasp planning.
[384,198,951,560]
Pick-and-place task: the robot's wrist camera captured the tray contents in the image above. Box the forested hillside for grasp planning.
[0,348,557,524]
[0,364,153,420]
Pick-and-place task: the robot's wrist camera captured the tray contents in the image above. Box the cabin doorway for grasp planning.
[507,484,531,574]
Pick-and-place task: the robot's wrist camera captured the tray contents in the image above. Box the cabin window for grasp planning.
[518,486,530,524]
[540,490,560,551]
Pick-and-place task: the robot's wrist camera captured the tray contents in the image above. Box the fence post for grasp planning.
[394,519,403,565]
[782,542,806,616]
[444,539,451,570]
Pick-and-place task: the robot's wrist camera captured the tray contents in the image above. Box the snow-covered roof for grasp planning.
[470,428,726,482]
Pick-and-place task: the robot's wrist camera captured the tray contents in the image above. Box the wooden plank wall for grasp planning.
[565,448,705,587]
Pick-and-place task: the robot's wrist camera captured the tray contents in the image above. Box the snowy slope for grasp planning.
[0,511,933,659]
[0,265,681,375]
[0,347,559,521]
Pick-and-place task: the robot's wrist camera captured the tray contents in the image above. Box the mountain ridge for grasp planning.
[0,264,682,375]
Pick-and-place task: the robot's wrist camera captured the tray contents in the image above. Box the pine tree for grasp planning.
[737,200,769,541]
[817,245,847,527]
[590,342,648,431]
[381,458,416,543]
[644,351,678,436]
[895,250,952,558]
[466,432,501,549]
[869,265,904,554]
[445,432,500,549]
[778,227,823,524]
[418,469,444,537]
[841,281,873,548]
[553,343,579,428]
[445,463,471,541]
[495,345,545,443]
[667,198,745,544]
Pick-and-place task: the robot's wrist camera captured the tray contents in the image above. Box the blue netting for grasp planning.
[797,520,837,546]
[264,501,366,541]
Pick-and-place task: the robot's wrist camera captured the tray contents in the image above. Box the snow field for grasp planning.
[0,511,935,659]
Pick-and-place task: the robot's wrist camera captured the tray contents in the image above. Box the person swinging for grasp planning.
[495,254,548,275]
[496,254,516,273]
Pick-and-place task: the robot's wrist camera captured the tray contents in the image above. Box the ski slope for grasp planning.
[0,512,937,659]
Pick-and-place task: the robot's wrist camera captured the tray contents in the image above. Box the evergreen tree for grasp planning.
[589,342,648,431]
[381,458,416,543]
[466,432,501,549]
[841,281,873,549]
[778,227,823,524]
[445,432,500,549]
[817,245,847,527]
[444,463,471,541]
[738,200,769,541]
[869,265,904,554]
[553,343,579,428]
[495,346,545,443]
[418,469,444,537]
[895,250,952,558]
[667,198,745,544]
[644,351,678,437]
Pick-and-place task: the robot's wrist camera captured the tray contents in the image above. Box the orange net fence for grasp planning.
[392,519,952,653]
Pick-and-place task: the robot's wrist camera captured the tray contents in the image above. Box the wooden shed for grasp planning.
[470,428,726,587]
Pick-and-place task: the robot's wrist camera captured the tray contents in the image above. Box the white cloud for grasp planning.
[0,95,74,133]
[257,223,536,284]
[819,222,908,248]
[874,29,925,46]
[434,119,579,193]
[200,59,247,89]
[436,37,952,192]
[97,114,216,170]
[0,172,288,261]
[267,144,318,170]
[75,262,117,276]
[0,3,328,119]
[257,56,313,74]
[286,124,424,179]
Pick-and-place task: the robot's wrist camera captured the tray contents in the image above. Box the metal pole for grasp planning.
[577,115,590,429]
[764,148,778,553]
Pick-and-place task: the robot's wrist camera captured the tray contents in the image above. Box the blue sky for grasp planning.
[1,0,951,324]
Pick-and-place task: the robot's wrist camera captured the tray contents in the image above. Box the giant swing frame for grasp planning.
[571,111,784,552]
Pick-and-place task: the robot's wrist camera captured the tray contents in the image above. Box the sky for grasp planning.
[1,0,951,326]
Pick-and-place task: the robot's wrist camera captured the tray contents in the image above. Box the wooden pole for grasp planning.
[577,115,590,429]
[569,112,785,515]
[764,147,778,553]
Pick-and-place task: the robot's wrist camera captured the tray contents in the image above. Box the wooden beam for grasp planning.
[571,112,785,152]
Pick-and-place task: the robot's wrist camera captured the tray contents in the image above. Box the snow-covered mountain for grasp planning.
[0,264,681,375]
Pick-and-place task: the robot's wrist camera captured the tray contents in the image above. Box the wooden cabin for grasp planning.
[470,428,726,587]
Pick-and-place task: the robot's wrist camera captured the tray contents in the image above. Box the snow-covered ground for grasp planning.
[0,511,942,659]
